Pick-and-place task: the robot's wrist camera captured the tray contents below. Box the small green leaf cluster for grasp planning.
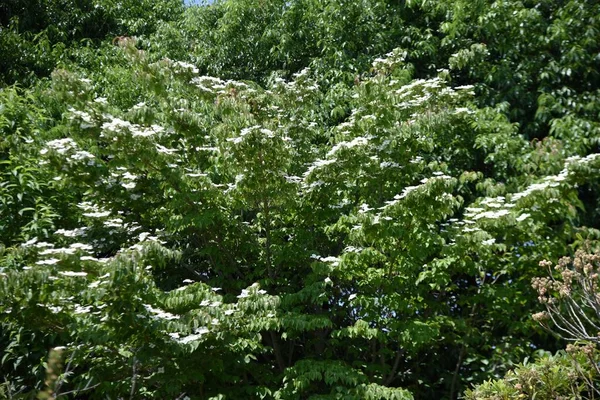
[1,0,600,398]
[465,345,600,400]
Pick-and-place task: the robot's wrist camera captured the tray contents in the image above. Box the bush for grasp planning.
[465,344,600,400]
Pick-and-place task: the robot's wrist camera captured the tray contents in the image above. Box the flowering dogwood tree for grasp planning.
[1,0,600,399]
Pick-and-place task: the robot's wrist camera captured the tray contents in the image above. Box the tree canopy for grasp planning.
[1,0,599,399]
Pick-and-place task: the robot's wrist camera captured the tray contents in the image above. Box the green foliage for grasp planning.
[464,345,600,400]
[0,0,184,85]
[0,87,57,244]
[1,0,600,399]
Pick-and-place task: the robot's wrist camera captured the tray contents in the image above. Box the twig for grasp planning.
[57,382,101,397]
[383,348,404,386]
[53,349,76,396]
[129,355,138,400]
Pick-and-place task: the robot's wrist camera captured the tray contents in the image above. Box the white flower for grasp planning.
[320,256,340,267]
[59,271,88,277]
[21,237,38,247]
[47,306,63,313]
[36,258,60,265]
[473,209,510,220]
[324,277,332,284]
[397,185,420,200]
[121,182,136,190]
[40,247,76,255]
[173,61,199,74]
[55,227,88,237]
[138,232,153,242]
[102,118,131,132]
[348,293,357,301]
[74,305,92,314]
[327,136,369,157]
[358,203,372,214]
[144,304,179,320]
[178,334,202,344]
[83,211,110,218]
[104,218,123,228]
[303,158,337,177]
[482,238,496,246]
[70,151,95,161]
[155,144,177,154]
[121,172,137,181]
[70,243,93,251]
[516,213,531,222]
[380,161,400,168]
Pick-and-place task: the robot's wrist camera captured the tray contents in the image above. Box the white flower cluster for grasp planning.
[155,144,178,154]
[199,299,222,307]
[371,48,408,70]
[40,135,97,166]
[88,273,111,288]
[78,202,111,218]
[55,227,88,238]
[381,175,453,211]
[511,172,568,202]
[191,75,248,95]
[192,75,226,93]
[59,271,88,277]
[144,304,180,321]
[68,108,94,125]
[310,254,341,267]
[226,125,289,146]
[393,77,472,113]
[41,138,78,155]
[343,246,364,253]
[172,61,199,74]
[326,136,370,157]
[509,154,599,204]
[303,158,337,179]
[101,116,165,138]
[104,218,124,228]
[74,304,93,314]
[380,161,401,169]
[39,243,93,256]
[462,196,514,223]
[21,237,51,248]
[177,327,210,344]
[270,69,319,102]
[36,258,61,265]
[70,150,95,162]
[449,153,596,238]
[118,171,138,190]
[237,283,269,298]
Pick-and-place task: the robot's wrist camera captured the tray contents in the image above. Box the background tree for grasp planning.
[1,0,600,399]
